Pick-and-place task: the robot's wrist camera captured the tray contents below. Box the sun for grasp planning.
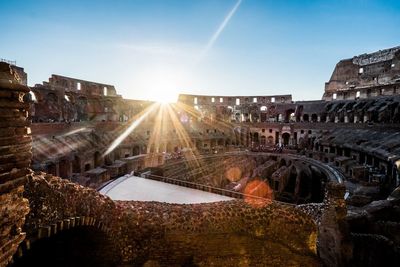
[155,88,179,104]
[137,64,185,104]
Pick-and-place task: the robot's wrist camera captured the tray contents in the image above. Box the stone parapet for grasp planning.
[0,62,31,267]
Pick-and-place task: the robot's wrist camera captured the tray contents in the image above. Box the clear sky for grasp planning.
[1,0,399,102]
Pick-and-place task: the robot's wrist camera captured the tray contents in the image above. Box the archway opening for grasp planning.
[11,227,120,267]
[94,151,102,168]
[282,133,290,146]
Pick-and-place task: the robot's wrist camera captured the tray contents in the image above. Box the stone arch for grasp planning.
[267,136,274,145]
[285,109,295,122]
[260,106,268,122]
[72,155,81,173]
[12,218,118,267]
[260,135,266,145]
[59,159,70,179]
[84,163,91,172]
[253,132,259,144]
[282,132,290,146]
[132,145,140,156]
[303,114,309,122]
[25,91,38,103]
[311,114,318,122]
[47,162,57,176]
[94,151,102,168]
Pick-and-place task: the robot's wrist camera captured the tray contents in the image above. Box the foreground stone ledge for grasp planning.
[22,173,320,266]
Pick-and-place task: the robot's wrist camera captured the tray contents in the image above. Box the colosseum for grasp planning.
[1,45,400,267]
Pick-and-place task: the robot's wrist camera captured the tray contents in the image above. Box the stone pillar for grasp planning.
[318,182,352,267]
[334,116,339,123]
[0,63,31,266]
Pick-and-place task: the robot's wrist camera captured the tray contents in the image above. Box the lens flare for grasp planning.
[103,103,158,157]
[243,179,274,208]
[225,166,242,182]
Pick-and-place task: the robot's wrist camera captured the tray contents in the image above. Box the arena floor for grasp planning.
[100,175,233,203]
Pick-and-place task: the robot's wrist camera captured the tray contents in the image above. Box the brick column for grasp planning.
[0,63,31,267]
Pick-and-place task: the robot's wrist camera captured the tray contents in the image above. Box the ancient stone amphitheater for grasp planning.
[1,46,400,267]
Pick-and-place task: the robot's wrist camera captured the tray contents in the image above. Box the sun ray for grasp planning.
[103,102,159,157]
[197,0,243,62]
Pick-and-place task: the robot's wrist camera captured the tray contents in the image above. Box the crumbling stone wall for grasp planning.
[0,63,30,267]
[22,173,320,266]
[323,46,400,101]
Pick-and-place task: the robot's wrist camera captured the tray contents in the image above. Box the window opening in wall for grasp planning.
[219,97,223,103]
[356,91,360,98]
[359,68,364,74]
[104,87,108,96]
[271,97,275,103]
[84,163,91,171]
[333,93,337,100]
[64,95,70,102]
[194,97,198,104]
[260,106,267,111]
[77,82,81,90]
[253,97,257,103]
[194,105,199,110]
[30,91,38,102]
[236,98,240,105]
[262,129,265,132]
[211,97,215,103]
[392,63,395,68]
[281,97,285,102]
[269,129,272,133]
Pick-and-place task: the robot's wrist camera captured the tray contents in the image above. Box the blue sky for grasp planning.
[1,0,399,101]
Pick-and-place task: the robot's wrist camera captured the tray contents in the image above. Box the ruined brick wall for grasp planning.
[323,46,400,101]
[23,173,320,266]
[0,63,30,267]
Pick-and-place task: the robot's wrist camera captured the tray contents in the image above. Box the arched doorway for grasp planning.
[59,159,70,179]
[260,135,266,145]
[94,151,102,168]
[72,155,81,173]
[267,136,274,145]
[311,114,318,122]
[132,146,140,156]
[285,109,295,122]
[11,226,119,267]
[282,133,290,146]
[253,132,259,144]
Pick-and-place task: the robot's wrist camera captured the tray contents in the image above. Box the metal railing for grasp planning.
[141,172,286,204]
